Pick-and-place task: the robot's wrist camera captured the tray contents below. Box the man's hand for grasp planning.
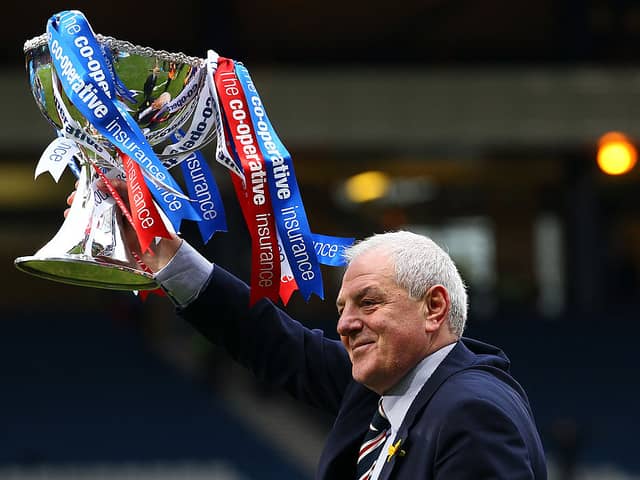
[65,178,182,273]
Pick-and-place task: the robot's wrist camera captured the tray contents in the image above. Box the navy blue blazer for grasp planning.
[181,265,548,479]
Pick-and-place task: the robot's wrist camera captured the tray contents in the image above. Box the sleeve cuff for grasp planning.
[154,240,213,308]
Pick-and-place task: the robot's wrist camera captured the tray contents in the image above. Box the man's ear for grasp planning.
[422,285,450,333]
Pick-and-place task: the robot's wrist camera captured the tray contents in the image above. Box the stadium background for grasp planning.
[1,1,640,479]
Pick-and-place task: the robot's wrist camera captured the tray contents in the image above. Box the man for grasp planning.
[145,228,547,479]
[66,191,548,478]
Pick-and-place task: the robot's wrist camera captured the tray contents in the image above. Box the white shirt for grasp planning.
[370,342,457,480]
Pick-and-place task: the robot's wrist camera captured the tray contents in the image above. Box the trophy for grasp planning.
[16,9,353,305]
[16,11,217,291]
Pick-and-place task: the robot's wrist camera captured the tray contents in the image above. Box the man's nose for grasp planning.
[337,306,362,336]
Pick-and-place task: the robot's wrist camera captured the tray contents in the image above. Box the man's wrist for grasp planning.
[141,236,183,272]
[154,240,214,307]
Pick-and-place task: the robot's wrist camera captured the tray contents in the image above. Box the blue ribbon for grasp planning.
[312,233,354,267]
[173,131,227,244]
[47,10,201,232]
[234,62,328,300]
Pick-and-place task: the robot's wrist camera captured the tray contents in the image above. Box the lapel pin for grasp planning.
[387,439,406,462]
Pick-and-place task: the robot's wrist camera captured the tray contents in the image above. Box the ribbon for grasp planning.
[176,130,228,244]
[161,78,219,168]
[312,233,354,267]
[277,231,299,305]
[234,61,325,302]
[214,57,281,305]
[51,67,120,171]
[206,51,244,179]
[50,68,82,130]
[118,151,173,253]
[35,136,81,182]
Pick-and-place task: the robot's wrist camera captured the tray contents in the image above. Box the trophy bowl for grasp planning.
[15,17,213,291]
[23,32,206,148]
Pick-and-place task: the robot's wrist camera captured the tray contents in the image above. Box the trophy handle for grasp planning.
[14,164,158,290]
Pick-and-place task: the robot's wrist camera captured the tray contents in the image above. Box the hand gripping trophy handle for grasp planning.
[15,15,208,291]
[15,162,158,290]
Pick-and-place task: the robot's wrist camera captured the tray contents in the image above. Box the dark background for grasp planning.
[1,1,639,479]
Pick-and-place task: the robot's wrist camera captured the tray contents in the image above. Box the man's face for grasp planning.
[336,249,430,394]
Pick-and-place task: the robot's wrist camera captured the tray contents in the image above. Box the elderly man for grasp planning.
[64,186,548,479]
[146,228,548,479]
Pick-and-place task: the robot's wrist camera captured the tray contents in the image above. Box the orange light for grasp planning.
[344,171,390,203]
[597,132,637,175]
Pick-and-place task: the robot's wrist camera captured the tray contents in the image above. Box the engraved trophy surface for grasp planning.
[15,21,210,291]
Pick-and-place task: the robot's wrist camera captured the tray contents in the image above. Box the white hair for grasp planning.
[342,230,468,337]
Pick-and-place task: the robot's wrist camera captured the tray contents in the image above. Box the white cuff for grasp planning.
[154,240,213,307]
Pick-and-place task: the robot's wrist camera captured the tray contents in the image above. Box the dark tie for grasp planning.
[356,398,391,480]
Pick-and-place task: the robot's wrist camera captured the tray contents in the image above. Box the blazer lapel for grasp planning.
[376,341,477,479]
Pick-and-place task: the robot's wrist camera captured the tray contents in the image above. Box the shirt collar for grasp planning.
[382,342,457,434]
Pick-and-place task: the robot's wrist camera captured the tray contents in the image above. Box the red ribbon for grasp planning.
[90,160,167,299]
[214,57,280,305]
[279,274,298,306]
[118,151,172,254]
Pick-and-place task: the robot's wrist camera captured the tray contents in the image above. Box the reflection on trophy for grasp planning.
[15,11,215,291]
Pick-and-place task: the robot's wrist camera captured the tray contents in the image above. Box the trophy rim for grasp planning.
[15,255,159,291]
[24,32,205,67]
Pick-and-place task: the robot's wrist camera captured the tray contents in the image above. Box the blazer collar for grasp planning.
[376,340,478,479]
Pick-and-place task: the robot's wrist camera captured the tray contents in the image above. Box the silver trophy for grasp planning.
[16,22,213,291]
